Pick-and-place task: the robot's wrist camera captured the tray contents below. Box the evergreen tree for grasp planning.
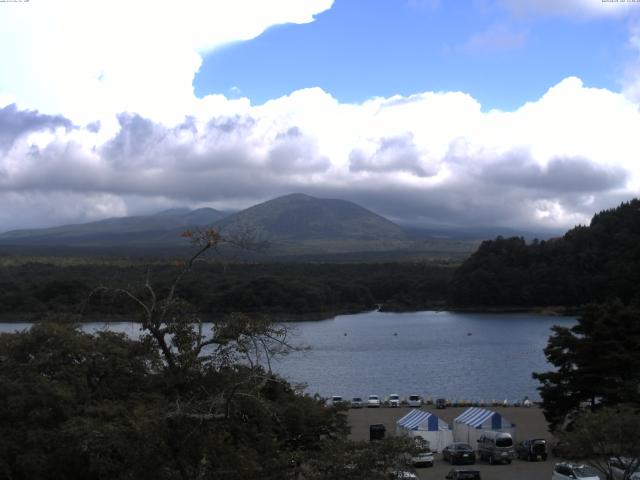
[533,302,640,430]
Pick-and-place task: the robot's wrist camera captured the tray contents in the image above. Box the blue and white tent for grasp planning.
[396,409,453,452]
[453,407,516,447]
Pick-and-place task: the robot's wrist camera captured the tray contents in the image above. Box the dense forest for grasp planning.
[0,261,454,320]
[450,199,640,308]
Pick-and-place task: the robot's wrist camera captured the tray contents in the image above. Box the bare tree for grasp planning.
[89,229,298,412]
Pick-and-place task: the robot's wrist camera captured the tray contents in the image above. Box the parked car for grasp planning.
[368,394,381,407]
[331,395,343,405]
[388,471,418,479]
[350,397,364,408]
[551,462,601,480]
[407,395,423,407]
[388,393,401,407]
[516,438,548,461]
[477,431,515,465]
[436,398,447,409]
[409,449,434,468]
[369,423,386,441]
[608,457,640,480]
[442,443,476,465]
[445,469,482,480]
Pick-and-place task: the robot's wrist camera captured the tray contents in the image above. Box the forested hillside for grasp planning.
[450,199,640,307]
[0,262,453,319]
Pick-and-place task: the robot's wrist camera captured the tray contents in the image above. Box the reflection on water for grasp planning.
[0,310,574,401]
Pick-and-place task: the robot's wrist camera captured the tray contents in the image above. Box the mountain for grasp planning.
[0,193,481,258]
[0,208,226,245]
[0,194,406,249]
[214,193,405,241]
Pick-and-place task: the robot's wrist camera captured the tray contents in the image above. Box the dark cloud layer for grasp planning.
[478,153,627,193]
[0,103,635,232]
[349,135,436,177]
[0,104,72,151]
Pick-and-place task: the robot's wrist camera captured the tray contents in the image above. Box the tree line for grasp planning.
[450,199,640,307]
[0,261,454,319]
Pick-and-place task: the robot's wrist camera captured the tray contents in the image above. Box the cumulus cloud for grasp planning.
[0,0,334,124]
[349,134,436,177]
[470,152,628,193]
[1,1,639,233]
[0,104,72,152]
[1,76,639,232]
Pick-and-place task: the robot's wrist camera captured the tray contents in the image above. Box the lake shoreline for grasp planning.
[0,304,581,323]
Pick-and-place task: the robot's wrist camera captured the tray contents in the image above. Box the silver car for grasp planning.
[388,393,401,407]
[552,463,601,480]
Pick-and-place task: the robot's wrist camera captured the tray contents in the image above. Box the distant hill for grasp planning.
[209,193,409,254]
[450,199,640,307]
[215,193,404,238]
[0,208,226,246]
[0,193,482,258]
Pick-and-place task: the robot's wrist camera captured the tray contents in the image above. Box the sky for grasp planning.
[1,0,640,232]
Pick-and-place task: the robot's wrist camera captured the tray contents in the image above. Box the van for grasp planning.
[477,431,515,465]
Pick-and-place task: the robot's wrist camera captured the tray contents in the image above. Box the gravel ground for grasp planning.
[348,405,561,480]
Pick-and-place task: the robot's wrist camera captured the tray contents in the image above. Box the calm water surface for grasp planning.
[0,310,574,401]
[272,310,575,401]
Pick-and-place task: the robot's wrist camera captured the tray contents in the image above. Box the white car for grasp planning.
[552,463,601,480]
[407,394,422,407]
[388,471,418,479]
[410,450,434,468]
[608,457,640,480]
[388,393,401,407]
[330,395,343,406]
[367,394,381,407]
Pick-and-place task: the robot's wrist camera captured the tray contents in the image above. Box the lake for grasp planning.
[0,310,575,401]
[275,310,576,402]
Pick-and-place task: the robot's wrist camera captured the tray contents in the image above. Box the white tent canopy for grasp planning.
[453,407,516,448]
[396,409,453,453]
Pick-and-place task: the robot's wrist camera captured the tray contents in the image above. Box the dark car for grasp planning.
[445,469,482,480]
[442,443,476,465]
[369,423,386,441]
[436,398,447,409]
[516,438,548,461]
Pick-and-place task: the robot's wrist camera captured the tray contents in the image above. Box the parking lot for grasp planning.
[348,405,559,480]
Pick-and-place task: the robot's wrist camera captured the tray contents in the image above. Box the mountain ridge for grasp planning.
[0,194,408,250]
[0,193,545,256]
[0,207,226,244]
[213,193,406,242]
